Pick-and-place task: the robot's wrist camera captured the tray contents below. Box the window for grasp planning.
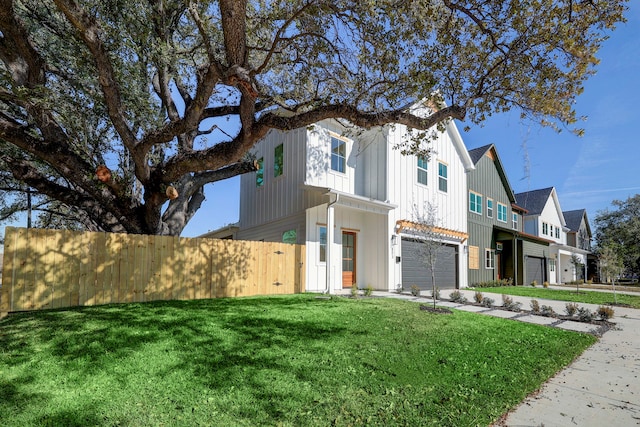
[549,259,556,272]
[417,156,428,185]
[497,203,507,222]
[469,246,479,270]
[512,212,518,229]
[319,226,327,262]
[331,137,346,173]
[274,143,284,177]
[438,162,448,192]
[469,192,482,215]
[487,199,494,218]
[542,222,548,235]
[485,249,495,269]
[282,229,296,244]
[555,227,560,239]
[256,157,264,187]
[550,225,554,237]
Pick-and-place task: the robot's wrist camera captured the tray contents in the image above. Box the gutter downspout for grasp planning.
[324,192,340,294]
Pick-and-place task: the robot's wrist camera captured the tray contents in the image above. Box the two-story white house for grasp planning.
[515,187,589,284]
[226,111,475,293]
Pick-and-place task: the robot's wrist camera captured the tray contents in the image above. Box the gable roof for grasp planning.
[468,144,516,202]
[514,187,554,215]
[515,187,566,226]
[468,144,492,165]
[563,209,592,236]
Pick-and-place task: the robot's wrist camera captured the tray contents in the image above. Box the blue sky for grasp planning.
[184,3,640,237]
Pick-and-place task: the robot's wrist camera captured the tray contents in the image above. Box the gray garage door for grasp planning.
[525,256,545,286]
[401,238,458,291]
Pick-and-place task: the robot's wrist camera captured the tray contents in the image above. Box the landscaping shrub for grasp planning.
[531,280,538,287]
[543,281,549,288]
[449,290,467,303]
[565,302,579,317]
[364,285,374,297]
[351,285,359,298]
[530,299,540,313]
[431,286,440,300]
[597,306,615,320]
[473,278,514,288]
[481,297,495,308]
[540,305,556,317]
[474,291,484,304]
[410,285,421,297]
[577,307,595,322]
[501,294,522,312]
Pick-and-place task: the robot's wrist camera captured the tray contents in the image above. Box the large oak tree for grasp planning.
[0,0,627,235]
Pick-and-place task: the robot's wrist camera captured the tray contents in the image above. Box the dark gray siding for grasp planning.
[467,221,495,285]
[467,152,520,285]
[401,238,458,291]
[521,240,548,258]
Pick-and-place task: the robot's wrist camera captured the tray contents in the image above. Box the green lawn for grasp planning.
[473,286,640,308]
[1,295,595,426]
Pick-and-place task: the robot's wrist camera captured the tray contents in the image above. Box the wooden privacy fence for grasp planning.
[1,227,305,317]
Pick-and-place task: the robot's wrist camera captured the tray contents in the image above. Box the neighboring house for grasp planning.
[515,188,589,284]
[466,144,551,286]
[563,209,596,280]
[563,209,592,251]
[229,108,475,293]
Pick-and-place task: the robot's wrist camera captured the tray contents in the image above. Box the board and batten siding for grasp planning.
[305,122,355,194]
[239,128,308,230]
[385,122,470,289]
[385,124,467,233]
[354,130,387,201]
[537,197,567,245]
[467,150,520,285]
[467,221,496,284]
[236,212,307,245]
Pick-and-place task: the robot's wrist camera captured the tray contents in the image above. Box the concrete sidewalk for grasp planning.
[365,289,640,426]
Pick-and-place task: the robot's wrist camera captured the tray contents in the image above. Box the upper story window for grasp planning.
[550,225,554,237]
[487,199,494,218]
[417,156,428,185]
[331,137,346,173]
[469,191,482,215]
[438,162,448,192]
[555,227,560,239]
[542,222,548,235]
[256,157,264,187]
[512,212,518,229]
[497,203,507,222]
[274,143,284,177]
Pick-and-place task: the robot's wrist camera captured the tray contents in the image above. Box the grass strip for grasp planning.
[0,295,595,426]
[472,286,640,308]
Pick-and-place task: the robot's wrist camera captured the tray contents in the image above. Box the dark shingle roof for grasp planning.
[468,144,493,165]
[563,209,586,232]
[514,187,554,215]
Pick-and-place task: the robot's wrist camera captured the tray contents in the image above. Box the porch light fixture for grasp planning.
[391,235,398,246]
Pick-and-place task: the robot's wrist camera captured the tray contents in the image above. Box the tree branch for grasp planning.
[52,0,137,149]
[256,104,467,133]
[1,154,138,233]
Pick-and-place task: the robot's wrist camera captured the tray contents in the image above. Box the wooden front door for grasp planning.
[342,231,356,287]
